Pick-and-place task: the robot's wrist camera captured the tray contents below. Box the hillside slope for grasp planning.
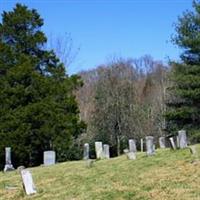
[0,146,200,200]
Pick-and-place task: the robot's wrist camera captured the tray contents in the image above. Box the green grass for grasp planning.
[0,145,200,200]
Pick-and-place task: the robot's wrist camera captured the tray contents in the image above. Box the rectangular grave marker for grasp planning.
[103,144,110,159]
[176,135,180,148]
[95,142,103,159]
[83,143,89,160]
[43,151,56,166]
[145,136,155,156]
[169,137,176,150]
[178,130,187,149]
[129,139,137,153]
[159,137,166,149]
[21,169,37,195]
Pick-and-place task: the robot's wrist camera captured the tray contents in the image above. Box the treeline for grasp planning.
[76,56,168,156]
[1,1,200,168]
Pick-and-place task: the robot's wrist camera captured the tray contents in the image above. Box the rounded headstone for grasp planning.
[159,137,166,149]
[145,136,155,156]
[129,139,137,153]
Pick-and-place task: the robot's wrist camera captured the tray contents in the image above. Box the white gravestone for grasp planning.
[178,130,187,149]
[43,151,56,166]
[103,144,110,159]
[169,137,176,150]
[4,147,15,172]
[129,139,137,152]
[140,138,144,152]
[95,142,104,159]
[21,169,37,195]
[159,137,166,149]
[83,143,89,160]
[145,136,155,156]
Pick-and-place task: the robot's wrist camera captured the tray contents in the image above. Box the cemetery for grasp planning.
[0,132,200,199]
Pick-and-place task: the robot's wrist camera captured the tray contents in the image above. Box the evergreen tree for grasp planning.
[166,1,200,142]
[0,4,85,168]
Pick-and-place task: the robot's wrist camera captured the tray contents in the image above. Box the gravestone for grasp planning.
[145,136,155,156]
[95,142,104,159]
[140,138,143,152]
[169,137,176,150]
[189,146,197,156]
[83,143,89,160]
[43,151,56,166]
[189,146,199,163]
[129,139,137,152]
[4,147,15,172]
[21,169,37,195]
[103,144,110,159]
[127,152,136,160]
[176,135,180,148]
[159,137,166,149]
[178,130,187,149]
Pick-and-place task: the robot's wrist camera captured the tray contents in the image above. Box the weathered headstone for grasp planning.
[169,137,176,150]
[43,151,56,166]
[176,135,180,148]
[159,137,166,149]
[4,147,14,172]
[127,152,136,160]
[95,142,103,159]
[178,130,187,149]
[140,138,143,152]
[83,143,89,160]
[189,146,199,163]
[189,146,197,156]
[129,139,137,153]
[145,136,155,156]
[103,144,110,159]
[21,169,37,195]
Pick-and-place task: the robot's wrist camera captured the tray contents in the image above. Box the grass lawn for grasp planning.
[0,145,200,200]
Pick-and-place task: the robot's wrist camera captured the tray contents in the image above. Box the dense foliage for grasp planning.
[1,0,199,165]
[166,1,200,142]
[0,4,85,168]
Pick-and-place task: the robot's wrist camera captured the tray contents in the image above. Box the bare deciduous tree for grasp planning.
[76,56,168,156]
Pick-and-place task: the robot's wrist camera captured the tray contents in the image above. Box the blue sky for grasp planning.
[1,0,193,74]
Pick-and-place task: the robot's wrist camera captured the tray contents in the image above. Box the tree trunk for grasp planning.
[117,135,120,156]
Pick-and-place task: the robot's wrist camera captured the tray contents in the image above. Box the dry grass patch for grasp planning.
[0,145,200,200]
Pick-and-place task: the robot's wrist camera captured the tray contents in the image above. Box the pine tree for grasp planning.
[166,1,200,142]
[0,4,86,168]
